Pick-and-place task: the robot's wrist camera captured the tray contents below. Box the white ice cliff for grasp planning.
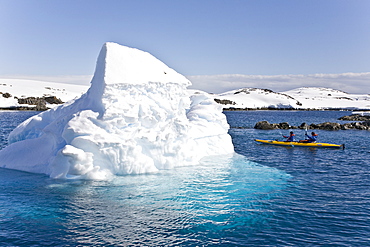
[0,42,234,179]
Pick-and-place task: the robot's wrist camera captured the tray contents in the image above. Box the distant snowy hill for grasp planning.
[0,79,88,109]
[214,88,300,109]
[283,87,370,110]
[213,87,370,110]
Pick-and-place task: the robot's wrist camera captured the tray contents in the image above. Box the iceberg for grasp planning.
[0,42,234,179]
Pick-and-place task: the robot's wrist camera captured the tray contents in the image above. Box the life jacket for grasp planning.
[284,134,295,142]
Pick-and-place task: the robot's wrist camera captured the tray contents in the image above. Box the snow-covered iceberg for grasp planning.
[0,42,234,179]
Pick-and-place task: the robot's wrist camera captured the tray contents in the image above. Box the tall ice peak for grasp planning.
[92,42,191,86]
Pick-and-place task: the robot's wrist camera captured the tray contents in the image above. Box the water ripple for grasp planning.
[1,111,370,246]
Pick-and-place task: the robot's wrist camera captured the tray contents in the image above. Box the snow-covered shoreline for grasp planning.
[195,87,370,111]
[1,79,369,111]
[0,78,88,110]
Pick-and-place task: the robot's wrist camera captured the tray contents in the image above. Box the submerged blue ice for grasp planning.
[0,152,290,246]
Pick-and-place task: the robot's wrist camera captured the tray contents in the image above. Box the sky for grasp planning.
[1,0,370,93]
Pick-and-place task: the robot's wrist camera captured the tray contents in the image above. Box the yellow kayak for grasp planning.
[254,139,344,149]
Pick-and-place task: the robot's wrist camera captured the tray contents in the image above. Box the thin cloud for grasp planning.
[1,73,369,95]
[187,72,370,94]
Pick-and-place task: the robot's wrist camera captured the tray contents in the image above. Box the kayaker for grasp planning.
[306,132,318,142]
[283,131,295,142]
[299,132,318,143]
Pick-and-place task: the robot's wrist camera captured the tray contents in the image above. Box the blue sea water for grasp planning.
[0,110,369,246]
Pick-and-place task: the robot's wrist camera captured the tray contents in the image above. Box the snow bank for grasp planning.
[283,87,370,110]
[213,87,370,110]
[216,88,299,109]
[0,42,233,179]
[0,79,88,104]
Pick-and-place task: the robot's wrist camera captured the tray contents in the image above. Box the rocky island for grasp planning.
[254,114,370,131]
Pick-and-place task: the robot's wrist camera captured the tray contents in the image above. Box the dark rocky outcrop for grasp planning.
[214,98,236,105]
[17,97,44,105]
[254,113,370,130]
[338,114,370,121]
[44,96,64,104]
[17,97,49,111]
[254,121,296,130]
[254,120,370,130]
[310,122,342,131]
[1,93,64,111]
[341,121,370,130]
[1,92,12,98]
[254,121,277,130]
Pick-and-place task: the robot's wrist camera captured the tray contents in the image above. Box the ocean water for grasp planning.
[0,110,369,246]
